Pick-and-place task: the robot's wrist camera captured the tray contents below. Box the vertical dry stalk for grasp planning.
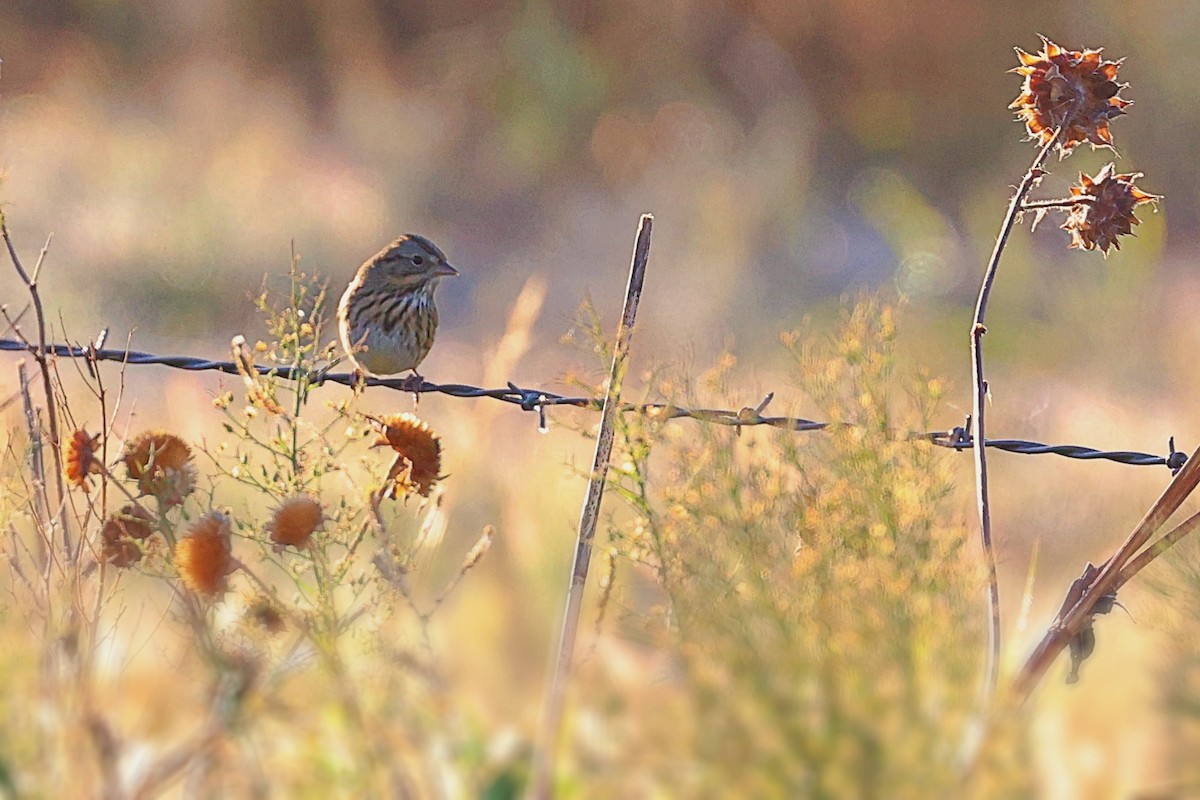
[17,361,50,571]
[970,127,1062,696]
[531,214,653,798]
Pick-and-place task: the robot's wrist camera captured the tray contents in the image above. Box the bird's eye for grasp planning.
[411,255,424,266]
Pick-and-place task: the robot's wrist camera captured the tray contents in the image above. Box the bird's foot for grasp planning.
[351,367,368,396]
[399,371,425,407]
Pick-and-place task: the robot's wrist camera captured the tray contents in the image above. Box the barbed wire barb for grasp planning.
[0,336,1185,471]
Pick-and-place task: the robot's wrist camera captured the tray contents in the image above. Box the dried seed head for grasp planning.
[102,536,140,569]
[1062,163,1159,255]
[106,503,155,541]
[175,512,235,598]
[65,428,103,491]
[100,504,154,568]
[246,596,286,633]
[1011,36,1130,153]
[267,494,324,549]
[374,413,442,498]
[122,430,197,506]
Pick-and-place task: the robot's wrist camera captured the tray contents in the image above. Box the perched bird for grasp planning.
[337,234,459,387]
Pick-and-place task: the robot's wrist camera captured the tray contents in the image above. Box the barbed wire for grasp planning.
[0,337,1187,472]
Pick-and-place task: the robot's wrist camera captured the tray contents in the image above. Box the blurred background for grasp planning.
[2,1,1200,796]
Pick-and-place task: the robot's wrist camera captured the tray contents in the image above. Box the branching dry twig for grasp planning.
[1114,510,1200,588]
[1019,196,1095,210]
[1014,439,1200,700]
[2,218,73,559]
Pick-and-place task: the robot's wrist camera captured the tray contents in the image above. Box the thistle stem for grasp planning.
[971,128,1063,698]
[1019,196,1095,210]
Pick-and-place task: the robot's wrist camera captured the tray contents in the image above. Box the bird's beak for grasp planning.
[435,262,460,277]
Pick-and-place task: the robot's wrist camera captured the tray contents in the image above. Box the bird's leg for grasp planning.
[399,370,425,407]
[352,367,368,396]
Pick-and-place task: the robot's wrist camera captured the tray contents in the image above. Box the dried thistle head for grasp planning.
[100,504,154,568]
[175,512,235,598]
[102,536,141,569]
[267,494,324,549]
[1062,163,1159,255]
[122,430,197,506]
[1011,36,1130,153]
[246,596,286,633]
[374,413,443,498]
[65,428,102,491]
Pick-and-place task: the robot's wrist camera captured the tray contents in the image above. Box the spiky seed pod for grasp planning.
[374,413,443,498]
[65,428,103,491]
[100,505,154,568]
[1011,36,1130,153]
[267,495,324,549]
[122,430,197,506]
[175,512,235,598]
[246,597,286,633]
[1062,163,1159,255]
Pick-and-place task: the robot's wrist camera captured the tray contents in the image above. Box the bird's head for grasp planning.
[374,234,459,289]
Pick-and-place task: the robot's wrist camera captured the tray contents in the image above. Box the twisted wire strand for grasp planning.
[0,337,1185,471]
